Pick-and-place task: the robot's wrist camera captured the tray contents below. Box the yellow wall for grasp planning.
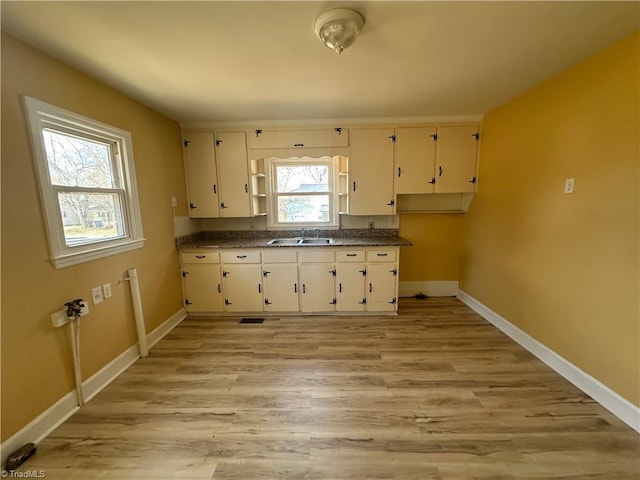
[1,33,189,440]
[399,214,463,281]
[460,32,640,406]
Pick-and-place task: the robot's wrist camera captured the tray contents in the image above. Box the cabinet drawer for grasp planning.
[367,249,397,262]
[299,249,335,263]
[262,249,298,263]
[247,128,348,149]
[221,251,261,263]
[336,250,365,262]
[181,251,220,264]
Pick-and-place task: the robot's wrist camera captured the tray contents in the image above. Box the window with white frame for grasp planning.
[268,156,338,228]
[24,97,144,268]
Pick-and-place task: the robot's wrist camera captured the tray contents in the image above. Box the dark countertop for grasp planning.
[177,229,412,249]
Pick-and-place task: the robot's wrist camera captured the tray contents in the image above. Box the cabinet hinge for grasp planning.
[387,199,395,206]
[263,270,270,277]
[472,132,480,141]
[255,129,263,137]
[390,268,398,276]
[359,269,366,277]
[359,298,367,305]
[430,133,438,141]
[334,127,343,135]
[224,299,232,305]
[429,177,436,185]
[330,298,337,305]
[184,298,192,306]
[469,176,477,184]
[222,271,229,278]
[388,134,396,143]
[389,297,397,305]
[215,139,222,147]
[181,271,189,278]
[183,139,191,147]
[265,298,272,305]
[329,269,337,277]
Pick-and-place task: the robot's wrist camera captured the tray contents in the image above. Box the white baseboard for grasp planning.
[1,308,187,466]
[457,289,640,433]
[399,280,458,297]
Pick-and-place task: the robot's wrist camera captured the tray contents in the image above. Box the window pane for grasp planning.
[277,195,330,223]
[43,129,115,188]
[275,165,329,193]
[58,192,126,246]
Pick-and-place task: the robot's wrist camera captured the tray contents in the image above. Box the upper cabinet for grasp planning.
[434,125,479,193]
[247,128,348,150]
[183,132,220,218]
[183,131,251,218]
[395,126,438,194]
[349,128,396,216]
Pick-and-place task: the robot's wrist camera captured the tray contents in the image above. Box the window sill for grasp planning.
[52,238,145,269]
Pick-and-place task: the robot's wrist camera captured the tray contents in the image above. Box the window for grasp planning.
[268,156,338,228]
[24,97,144,268]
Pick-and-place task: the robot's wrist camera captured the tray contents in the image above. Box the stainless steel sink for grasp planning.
[267,238,302,245]
[267,237,334,246]
[299,238,334,245]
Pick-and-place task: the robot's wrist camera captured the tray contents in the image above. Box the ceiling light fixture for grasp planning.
[314,8,364,54]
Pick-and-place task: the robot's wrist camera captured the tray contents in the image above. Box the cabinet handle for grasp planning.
[302,284,306,294]
[217,284,221,293]
[339,283,343,293]
[258,284,261,293]
[294,283,297,293]
[196,255,206,259]
[353,181,357,192]
[369,283,373,293]
[293,143,304,147]
[398,167,402,177]
[438,166,443,177]
[244,184,248,193]
[346,253,357,257]
[377,253,388,257]
[213,184,217,194]
[236,255,247,259]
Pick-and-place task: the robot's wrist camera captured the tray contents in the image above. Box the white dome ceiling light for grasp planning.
[314,8,365,54]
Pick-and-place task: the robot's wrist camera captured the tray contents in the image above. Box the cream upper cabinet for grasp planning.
[215,131,251,217]
[247,128,348,150]
[183,132,220,218]
[349,128,396,215]
[434,125,479,193]
[395,127,437,194]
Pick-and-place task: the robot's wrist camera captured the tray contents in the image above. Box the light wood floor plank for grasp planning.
[12,297,639,479]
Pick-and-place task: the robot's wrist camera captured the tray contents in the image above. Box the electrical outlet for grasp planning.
[91,286,104,305]
[79,300,90,316]
[564,178,575,194]
[103,283,112,299]
[171,196,178,208]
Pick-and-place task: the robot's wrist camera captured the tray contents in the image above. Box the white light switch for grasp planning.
[103,283,112,299]
[91,286,104,305]
[564,178,575,194]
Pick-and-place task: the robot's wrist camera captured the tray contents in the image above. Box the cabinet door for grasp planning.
[349,128,396,215]
[366,263,398,312]
[215,131,251,217]
[222,264,263,312]
[247,128,348,149]
[263,264,299,312]
[336,263,366,312]
[395,127,437,194]
[299,264,336,312]
[182,265,223,312]
[183,132,220,218]
[435,125,479,193]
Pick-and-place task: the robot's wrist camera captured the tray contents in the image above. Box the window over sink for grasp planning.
[267,156,339,228]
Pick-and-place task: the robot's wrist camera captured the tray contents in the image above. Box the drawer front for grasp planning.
[221,251,261,263]
[336,250,365,262]
[367,249,397,262]
[262,249,298,263]
[181,251,220,264]
[299,249,335,263]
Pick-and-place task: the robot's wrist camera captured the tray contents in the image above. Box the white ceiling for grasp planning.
[2,1,638,125]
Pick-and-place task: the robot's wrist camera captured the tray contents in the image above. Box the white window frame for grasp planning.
[267,156,339,229]
[23,96,144,268]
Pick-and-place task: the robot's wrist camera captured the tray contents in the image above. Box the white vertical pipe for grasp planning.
[68,317,84,406]
[127,268,149,357]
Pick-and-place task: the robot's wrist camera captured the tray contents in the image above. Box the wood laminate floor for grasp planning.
[15,298,639,479]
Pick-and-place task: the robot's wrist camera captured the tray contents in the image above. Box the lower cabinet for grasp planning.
[180,246,399,314]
